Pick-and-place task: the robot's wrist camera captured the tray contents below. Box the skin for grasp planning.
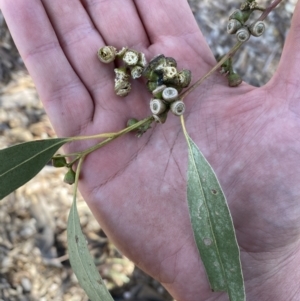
[1,0,300,300]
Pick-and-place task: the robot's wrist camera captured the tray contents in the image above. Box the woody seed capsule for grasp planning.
[162,87,179,102]
[98,46,117,63]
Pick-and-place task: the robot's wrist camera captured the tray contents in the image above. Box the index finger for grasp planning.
[0,0,95,137]
[134,0,216,67]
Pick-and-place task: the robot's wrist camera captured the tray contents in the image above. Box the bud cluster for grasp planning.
[52,155,76,185]
[227,1,266,42]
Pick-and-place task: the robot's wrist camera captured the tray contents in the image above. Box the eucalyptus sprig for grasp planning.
[0,1,284,301]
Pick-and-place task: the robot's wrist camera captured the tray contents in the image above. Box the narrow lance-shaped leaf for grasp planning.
[0,138,69,200]
[67,158,114,301]
[181,117,245,301]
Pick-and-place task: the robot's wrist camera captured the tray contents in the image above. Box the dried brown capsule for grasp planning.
[138,52,147,67]
[116,47,128,57]
[115,80,131,97]
[98,46,117,63]
[114,67,129,82]
[122,49,140,66]
[163,66,177,81]
[131,66,144,79]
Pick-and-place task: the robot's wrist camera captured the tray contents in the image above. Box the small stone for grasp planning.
[21,278,32,293]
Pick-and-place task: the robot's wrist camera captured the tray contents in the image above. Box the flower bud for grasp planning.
[228,73,242,87]
[127,118,139,127]
[98,46,117,63]
[64,168,76,185]
[52,155,67,168]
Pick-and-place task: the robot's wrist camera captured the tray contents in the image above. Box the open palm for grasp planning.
[2,1,300,300]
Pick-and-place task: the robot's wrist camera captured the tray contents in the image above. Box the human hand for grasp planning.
[2,1,300,300]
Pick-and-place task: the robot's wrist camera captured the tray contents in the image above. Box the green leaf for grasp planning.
[0,138,69,200]
[181,119,245,300]
[67,158,114,301]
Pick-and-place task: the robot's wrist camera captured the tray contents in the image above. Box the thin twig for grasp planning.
[258,0,284,21]
[180,0,285,100]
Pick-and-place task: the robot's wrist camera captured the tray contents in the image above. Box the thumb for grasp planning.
[268,2,300,99]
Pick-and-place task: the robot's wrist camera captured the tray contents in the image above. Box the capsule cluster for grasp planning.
[227,7,266,42]
[143,54,191,123]
[98,46,147,97]
[98,46,192,124]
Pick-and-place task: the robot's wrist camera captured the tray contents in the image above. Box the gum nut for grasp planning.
[97,46,116,63]
[227,19,242,34]
[114,67,129,81]
[147,81,158,92]
[150,98,167,115]
[236,27,250,42]
[152,85,167,98]
[123,50,139,66]
[178,70,192,88]
[163,66,178,81]
[249,21,265,37]
[131,66,143,79]
[162,87,179,102]
[170,100,185,116]
[115,80,131,97]
[165,57,177,67]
